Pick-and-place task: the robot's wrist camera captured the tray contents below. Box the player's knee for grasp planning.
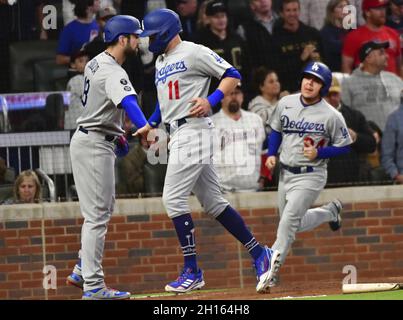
[162,192,189,218]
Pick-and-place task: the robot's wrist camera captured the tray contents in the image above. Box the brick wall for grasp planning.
[0,186,403,299]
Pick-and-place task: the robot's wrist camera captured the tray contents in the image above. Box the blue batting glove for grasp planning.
[115,135,129,157]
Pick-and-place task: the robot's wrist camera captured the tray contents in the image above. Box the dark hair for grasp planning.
[253,66,277,95]
[74,0,94,19]
[281,0,300,11]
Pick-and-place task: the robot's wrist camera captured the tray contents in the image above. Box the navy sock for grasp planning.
[172,214,198,272]
[216,206,263,261]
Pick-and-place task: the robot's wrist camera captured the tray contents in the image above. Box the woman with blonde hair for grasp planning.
[6,170,42,204]
[320,0,350,71]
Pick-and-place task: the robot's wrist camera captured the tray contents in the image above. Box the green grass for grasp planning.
[291,290,403,300]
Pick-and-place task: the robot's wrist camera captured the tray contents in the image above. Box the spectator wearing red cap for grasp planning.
[342,0,401,75]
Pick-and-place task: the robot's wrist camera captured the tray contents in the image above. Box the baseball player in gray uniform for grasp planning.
[265,62,353,286]
[66,15,151,299]
[139,8,280,294]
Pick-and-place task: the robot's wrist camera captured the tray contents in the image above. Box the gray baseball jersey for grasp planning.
[155,41,232,124]
[70,51,137,291]
[270,93,353,167]
[76,51,137,136]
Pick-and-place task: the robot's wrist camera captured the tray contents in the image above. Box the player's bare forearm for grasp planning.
[217,77,240,96]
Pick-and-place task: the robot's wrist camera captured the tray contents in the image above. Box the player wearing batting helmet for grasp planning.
[264,61,353,287]
[66,15,151,300]
[138,8,280,294]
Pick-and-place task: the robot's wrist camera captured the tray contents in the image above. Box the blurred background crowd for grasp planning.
[0,0,402,203]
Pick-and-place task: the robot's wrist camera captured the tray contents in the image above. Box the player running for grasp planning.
[66,15,151,300]
[265,62,353,287]
[139,8,280,294]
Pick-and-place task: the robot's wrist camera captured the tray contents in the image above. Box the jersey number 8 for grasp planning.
[81,77,90,107]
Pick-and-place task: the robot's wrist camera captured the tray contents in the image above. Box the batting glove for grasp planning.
[115,135,129,157]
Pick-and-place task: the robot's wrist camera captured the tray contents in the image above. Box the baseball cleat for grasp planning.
[66,264,84,289]
[165,268,205,293]
[329,199,343,231]
[254,246,281,293]
[82,287,131,300]
[268,274,280,288]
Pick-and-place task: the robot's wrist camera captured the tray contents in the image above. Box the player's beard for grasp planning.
[124,42,138,57]
[228,101,241,114]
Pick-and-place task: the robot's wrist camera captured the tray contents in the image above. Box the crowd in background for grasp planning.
[0,0,403,201]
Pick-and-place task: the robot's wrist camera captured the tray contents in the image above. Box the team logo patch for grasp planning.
[120,79,128,85]
[124,86,132,91]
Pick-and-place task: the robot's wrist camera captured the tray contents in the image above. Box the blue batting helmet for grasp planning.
[140,9,182,54]
[301,61,332,97]
[104,15,142,43]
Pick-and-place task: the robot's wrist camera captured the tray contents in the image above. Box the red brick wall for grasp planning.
[1,200,403,299]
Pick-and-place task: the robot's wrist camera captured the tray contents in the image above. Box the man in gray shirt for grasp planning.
[341,40,403,130]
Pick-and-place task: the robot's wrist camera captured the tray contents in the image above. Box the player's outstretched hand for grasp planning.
[303,139,318,160]
[265,156,277,170]
[189,97,211,117]
[133,123,152,140]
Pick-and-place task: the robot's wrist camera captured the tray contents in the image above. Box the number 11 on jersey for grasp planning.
[168,80,180,100]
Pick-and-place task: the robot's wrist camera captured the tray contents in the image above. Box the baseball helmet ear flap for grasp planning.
[140,9,183,54]
[301,62,332,97]
[104,15,142,43]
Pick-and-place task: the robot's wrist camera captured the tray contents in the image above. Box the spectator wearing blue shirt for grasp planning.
[56,0,101,65]
[381,98,403,184]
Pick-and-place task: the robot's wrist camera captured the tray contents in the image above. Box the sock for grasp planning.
[216,206,263,261]
[172,214,198,272]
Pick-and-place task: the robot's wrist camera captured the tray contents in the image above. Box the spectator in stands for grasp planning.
[321,0,350,72]
[64,50,89,131]
[236,0,278,76]
[196,0,209,31]
[56,0,101,65]
[83,5,117,59]
[64,0,118,25]
[248,67,284,134]
[120,0,168,20]
[366,120,391,181]
[248,67,288,188]
[386,0,403,32]
[212,83,265,192]
[341,40,403,130]
[2,170,42,204]
[325,76,377,184]
[381,99,403,183]
[174,0,199,40]
[271,0,324,93]
[193,1,249,84]
[342,0,401,75]
[300,0,365,30]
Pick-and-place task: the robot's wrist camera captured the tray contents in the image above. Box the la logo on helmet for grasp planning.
[312,63,320,71]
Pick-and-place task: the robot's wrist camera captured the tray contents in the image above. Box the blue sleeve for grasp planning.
[222,67,242,80]
[267,130,282,156]
[317,145,351,159]
[148,102,161,128]
[120,95,148,129]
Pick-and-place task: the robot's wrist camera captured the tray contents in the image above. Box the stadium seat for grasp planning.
[33,59,68,92]
[9,40,68,92]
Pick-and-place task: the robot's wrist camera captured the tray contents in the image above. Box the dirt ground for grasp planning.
[135,277,403,300]
[134,281,342,300]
